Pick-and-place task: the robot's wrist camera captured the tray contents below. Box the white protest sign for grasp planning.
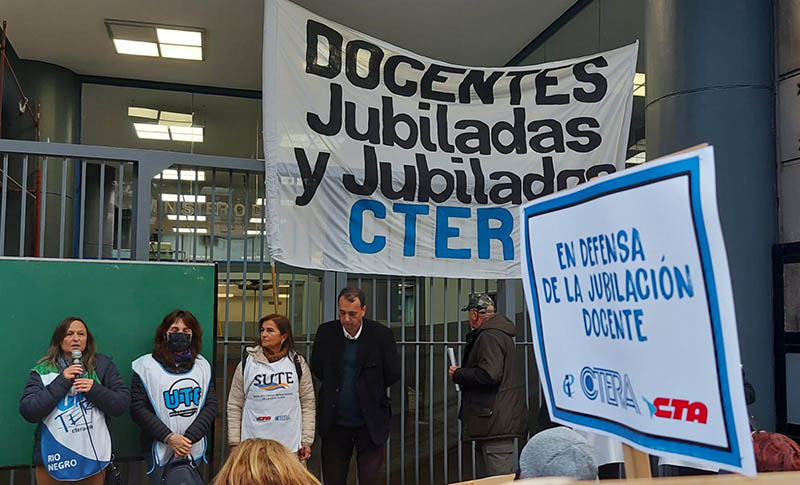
[262,0,637,278]
[519,146,755,475]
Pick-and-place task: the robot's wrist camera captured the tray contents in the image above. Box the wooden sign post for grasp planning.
[623,444,652,479]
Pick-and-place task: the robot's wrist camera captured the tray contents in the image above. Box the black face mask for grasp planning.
[167,332,191,352]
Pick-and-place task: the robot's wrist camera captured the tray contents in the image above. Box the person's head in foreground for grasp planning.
[214,439,320,485]
[518,427,598,480]
[752,431,800,472]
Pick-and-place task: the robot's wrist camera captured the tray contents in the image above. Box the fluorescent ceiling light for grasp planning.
[169,126,204,142]
[169,126,203,136]
[171,133,203,142]
[167,215,207,221]
[160,44,203,60]
[108,21,203,61]
[134,123,170,140]
[128,107,159,119]
[156,28,202,46]
[255,198,265,205]
[134,121,203,143]
[129,108,193,127]
[633,72,645,97]
[173,227,208,234]
[161,194,207,203]
[249,217,265,224]
[158,111,192,127]
[135,131,170,141]
[247,230,265,235]
[160,111,193,124]
[113,39,159,56]
[159,169,206,181]
[134,123,168,133]
[626,152,647,165]
[159,120,193,128]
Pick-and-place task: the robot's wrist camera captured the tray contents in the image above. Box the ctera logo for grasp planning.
[163,377,202,418]
[563,374,575,397]
[642,396,708,424]
[580,366,640,414]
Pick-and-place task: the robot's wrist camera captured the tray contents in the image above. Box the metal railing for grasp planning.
[0,139,540,485]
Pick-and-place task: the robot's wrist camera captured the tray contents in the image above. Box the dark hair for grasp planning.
[38,317,97,373]
[259,314,295,352]
[338,287,366,308]
[753,432,800,472]
[153,309,203,365]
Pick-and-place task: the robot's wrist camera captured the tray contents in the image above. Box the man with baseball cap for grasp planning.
[449,293,528,478]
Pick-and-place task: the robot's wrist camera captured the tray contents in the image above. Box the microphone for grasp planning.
[71,350,85,377]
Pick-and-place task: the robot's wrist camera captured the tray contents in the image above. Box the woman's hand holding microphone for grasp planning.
[62,364,94,393]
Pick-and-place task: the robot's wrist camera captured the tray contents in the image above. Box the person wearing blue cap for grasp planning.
[448,293,528,478]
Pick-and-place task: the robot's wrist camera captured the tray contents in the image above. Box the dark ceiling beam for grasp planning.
[77,74,262,99]
[504,0,594,67]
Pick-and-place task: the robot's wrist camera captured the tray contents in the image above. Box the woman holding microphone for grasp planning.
[19,316,129,484]
[130,309,216,484]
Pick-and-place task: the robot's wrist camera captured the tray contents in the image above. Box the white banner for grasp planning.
[519,146,756,475]
[263,0,637,278]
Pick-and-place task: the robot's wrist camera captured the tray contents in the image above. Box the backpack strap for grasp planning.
[240,346,249,376]
[291,351,303,381]
[243,347,302,381]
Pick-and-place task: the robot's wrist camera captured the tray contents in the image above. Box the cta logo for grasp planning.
[643,397,708,424]
[580,366,640,414]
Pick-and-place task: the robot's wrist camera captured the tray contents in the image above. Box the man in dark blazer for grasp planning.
[311,287,400,485]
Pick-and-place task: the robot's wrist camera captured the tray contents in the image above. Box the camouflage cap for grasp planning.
[460,293,494,313]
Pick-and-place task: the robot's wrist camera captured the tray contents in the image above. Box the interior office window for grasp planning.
[81,83,262,159]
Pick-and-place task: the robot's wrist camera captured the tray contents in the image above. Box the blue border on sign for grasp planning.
[522,155,741,467]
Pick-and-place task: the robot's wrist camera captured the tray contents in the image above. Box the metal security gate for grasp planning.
[0,139,540,485]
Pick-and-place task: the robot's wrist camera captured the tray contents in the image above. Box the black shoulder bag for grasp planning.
[161,456,204,485]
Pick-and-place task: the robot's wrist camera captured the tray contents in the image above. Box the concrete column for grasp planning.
[645,0,776,428]
[1,59,79,256]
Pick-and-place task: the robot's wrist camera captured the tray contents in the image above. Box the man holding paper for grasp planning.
[449,293,528,477]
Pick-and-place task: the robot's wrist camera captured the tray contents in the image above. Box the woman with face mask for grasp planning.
[130,309,217,484]
[19,317,129,484]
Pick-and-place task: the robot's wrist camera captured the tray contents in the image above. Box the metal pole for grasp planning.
[37,156,47,256]
[116,163,123,259]
[19,154,27,256]
[58,158,66,258]
[97,161,105,259]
